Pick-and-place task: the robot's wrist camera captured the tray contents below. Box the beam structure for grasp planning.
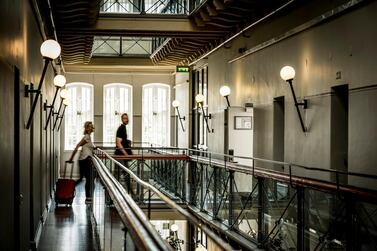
[57,15,227,38]
[64,60,175,74]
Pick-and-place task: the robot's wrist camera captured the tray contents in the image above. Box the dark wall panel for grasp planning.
[0,60,15,250]
[0,0,60,249]
[19,78,31,251]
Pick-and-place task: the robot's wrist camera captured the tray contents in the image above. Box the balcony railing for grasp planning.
[100,0,189,14]
[148,147,377,250]
[92,147,234,250]
[90,144,377,250]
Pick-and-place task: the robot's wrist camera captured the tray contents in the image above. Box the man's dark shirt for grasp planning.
[115,124,132,155]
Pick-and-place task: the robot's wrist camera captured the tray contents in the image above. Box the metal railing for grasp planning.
[91,154,172,250]
[93,148,234,250]
[100,0,189,14]
[148,147,377,251]
[89,144,377,250]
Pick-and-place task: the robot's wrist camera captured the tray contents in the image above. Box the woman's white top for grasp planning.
[79,134,95,160]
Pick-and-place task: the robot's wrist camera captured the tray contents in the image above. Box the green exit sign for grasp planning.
[176,66,190,73]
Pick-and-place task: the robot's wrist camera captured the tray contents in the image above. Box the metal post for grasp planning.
[140,160,144,202]
[140,0,145,13]
[213,166,218,218]
[229,170,234,227]
[346,195,358,251]
[297,187,305,251]
[148,189,151,220]
[257,178,265,245]
[200,165,204,211]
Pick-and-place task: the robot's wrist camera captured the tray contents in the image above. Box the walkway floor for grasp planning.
[38,181,100,251]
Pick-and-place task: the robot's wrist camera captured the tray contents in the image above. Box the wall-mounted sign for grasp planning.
[176,66,190,73]
[234,116,252,130]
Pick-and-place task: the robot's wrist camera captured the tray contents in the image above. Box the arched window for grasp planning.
[142,83,170,146]
[64,82,94,150]
[103,83,133,146]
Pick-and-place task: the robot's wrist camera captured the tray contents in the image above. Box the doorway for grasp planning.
[331,84,348,184]
[273,96,285,169]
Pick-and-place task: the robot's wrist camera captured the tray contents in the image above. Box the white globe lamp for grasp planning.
[195,94,205,104]
[172,100,180,108]
[60,89,68,99]
[53,74,66,88]
[40,39,61,60]
[280,66,295,81]
[219,85,231,97]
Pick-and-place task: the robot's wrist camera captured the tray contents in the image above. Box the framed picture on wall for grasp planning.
[234,116,252,130]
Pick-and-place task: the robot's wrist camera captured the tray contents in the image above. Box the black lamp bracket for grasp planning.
[175,107,186,132]
[295,99,308,109]
[25,59,51,129]
[200,106,212,133]
[225,95,231,107]
[24,84,40,98]
[287,79,308,132]
[44,101,53,111]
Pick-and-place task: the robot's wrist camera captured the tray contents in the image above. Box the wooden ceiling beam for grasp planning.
[57,15,227,38]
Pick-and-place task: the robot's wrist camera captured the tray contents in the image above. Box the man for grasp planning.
[115,113,133,156]
[114,113,134,194]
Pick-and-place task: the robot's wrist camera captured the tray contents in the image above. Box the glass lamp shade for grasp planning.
[54,74,66,88]
[63,98,70,106]
[172,100,180,108]
[280,66,295,81]
[195,94,205,103]
[219,85,231,97]
[60,89,68,99]
[40,39,61,59]
[170,224,179,232]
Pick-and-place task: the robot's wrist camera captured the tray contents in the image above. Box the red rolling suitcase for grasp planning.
[55,161,76,206]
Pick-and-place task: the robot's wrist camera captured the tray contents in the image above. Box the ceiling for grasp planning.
[39,0,291,70]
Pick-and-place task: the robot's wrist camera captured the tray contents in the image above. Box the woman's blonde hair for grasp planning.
[83,121,93,134]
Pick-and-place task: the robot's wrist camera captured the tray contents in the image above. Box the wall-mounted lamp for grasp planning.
[172,100,185,132]
[219,85,231,107]
[195,94,211,133]
[57,98,70,131]
[52,89,68,130]
[25,39,61,129]
[167,224,183,250]
[44,74,66,129]
[280,66,308,132]
[170,224,179,232]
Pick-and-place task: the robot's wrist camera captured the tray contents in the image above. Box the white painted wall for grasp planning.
[204,1,377,190]
[174,72,190,148]
[60,72,174,177]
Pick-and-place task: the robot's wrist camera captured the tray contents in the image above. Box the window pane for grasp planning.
[142,84,170,146]
[103,84,133,146]
[64,83,94,150]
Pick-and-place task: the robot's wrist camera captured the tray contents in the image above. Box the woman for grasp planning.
[68,121,95,203]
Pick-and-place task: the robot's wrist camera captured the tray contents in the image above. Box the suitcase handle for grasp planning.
[64,161,74,179]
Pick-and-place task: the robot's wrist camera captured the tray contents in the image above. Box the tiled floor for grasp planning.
[38,181,100,251]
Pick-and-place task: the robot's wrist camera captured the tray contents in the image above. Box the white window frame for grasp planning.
[103,83,133,146]
[142,83,170,146]
[64,82,94,150]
